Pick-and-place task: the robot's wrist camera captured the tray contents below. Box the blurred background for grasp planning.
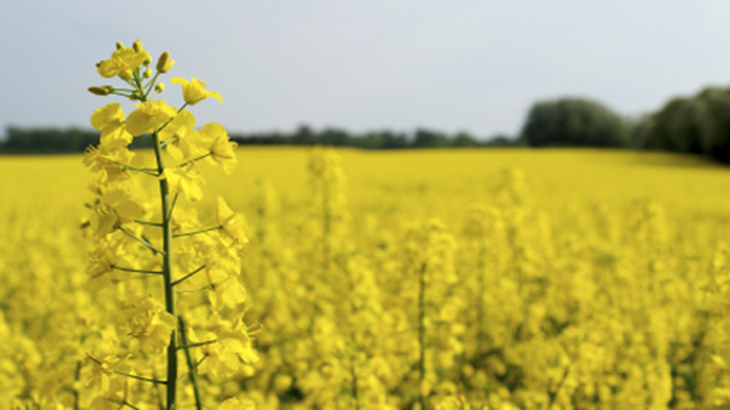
[3,0,730,159]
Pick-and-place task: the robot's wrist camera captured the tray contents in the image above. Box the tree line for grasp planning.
[5,84,730,162]
[0,125,521,154]
[520,86,730,163]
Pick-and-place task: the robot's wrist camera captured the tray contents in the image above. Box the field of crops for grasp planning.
[4,147,730,409]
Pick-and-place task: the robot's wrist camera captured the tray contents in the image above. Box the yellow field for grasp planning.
[4,147,730,409]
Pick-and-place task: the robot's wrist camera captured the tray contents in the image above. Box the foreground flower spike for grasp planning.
[85,40,253,409]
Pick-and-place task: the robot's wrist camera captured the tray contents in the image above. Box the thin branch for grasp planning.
[177,340,217,351]
[179,317,204,410]
[111,265,164,275]
[172,265,207,287]
[167,192,179,222]
[194,353,209,370]
[144,71,161,99]
[119,227,166,255]
[173,226,221,238]
[106,159,160,176]
[179,153,212,168]
[87,353,167,385]
[176,284,215,295]
[114,369,168,385]
[135,219,163,227]
[122,401,141,410]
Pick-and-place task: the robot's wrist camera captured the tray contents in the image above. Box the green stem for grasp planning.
[73,360,81,410]
[178,317,204,410]
[152,128,178,409]
[144,72,161,98]
[350,354,361,410]
[418,262,428,410]
[110,91,135,99]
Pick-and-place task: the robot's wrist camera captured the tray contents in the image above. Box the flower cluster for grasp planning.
[81,40,256,409]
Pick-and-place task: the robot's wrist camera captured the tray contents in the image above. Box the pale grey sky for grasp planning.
[2,1,730,139]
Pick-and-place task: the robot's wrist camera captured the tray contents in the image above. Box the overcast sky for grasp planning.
[2,1,730,139]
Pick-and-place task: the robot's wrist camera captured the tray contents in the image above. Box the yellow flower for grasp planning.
[171,77,222,105]
[97,42,150,81]
[217,197,248,244]
[205,267,246,309]
[158,110,202,161]
[83,142,135,189]
[125,100,177,137]
[198,316,259,378]
[163,167,203,202]
[82,330,119,398]
[86,236,129,281]
[100,189,146,228]
[90,103,132,145]
[197,123,238,174]
[116,296,176,355]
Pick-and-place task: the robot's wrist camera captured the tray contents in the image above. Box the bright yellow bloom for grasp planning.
[99,189,146,230]
[91,103,124,131]
[86,236,129,281]
[217,197,248,244]
[88,377,130,410]
[82,329,119,398]
[158,110,202,161]
[163,167,203,202]
[125,100,177,137]
[83,142,134,189]
[90,103,132,145]
[198,316,259,378]
[171,77,222,105]
[198,123,238,174]
[97,43,150,81]
[116,296,176,355]
[205,267,246,309]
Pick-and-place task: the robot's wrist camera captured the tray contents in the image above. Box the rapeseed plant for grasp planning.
[83,40,257,409]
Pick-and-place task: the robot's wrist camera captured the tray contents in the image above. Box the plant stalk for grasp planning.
[152,130,178,409]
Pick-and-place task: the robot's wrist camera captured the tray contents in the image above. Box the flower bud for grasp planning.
[88,86,115,96]
[143,68,153,78]
[155,82,165,93]
[133,40,143,53]
[156,51,175,73]
[115,42,124,50]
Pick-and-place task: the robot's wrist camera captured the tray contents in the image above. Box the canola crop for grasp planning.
[3,147,730,409]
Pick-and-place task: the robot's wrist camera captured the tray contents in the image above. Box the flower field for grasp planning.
[4,147,730,409]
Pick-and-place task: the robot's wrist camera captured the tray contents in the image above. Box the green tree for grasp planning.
[413,128,450,148]
[520,98,628,147]
[637,87,730,162]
